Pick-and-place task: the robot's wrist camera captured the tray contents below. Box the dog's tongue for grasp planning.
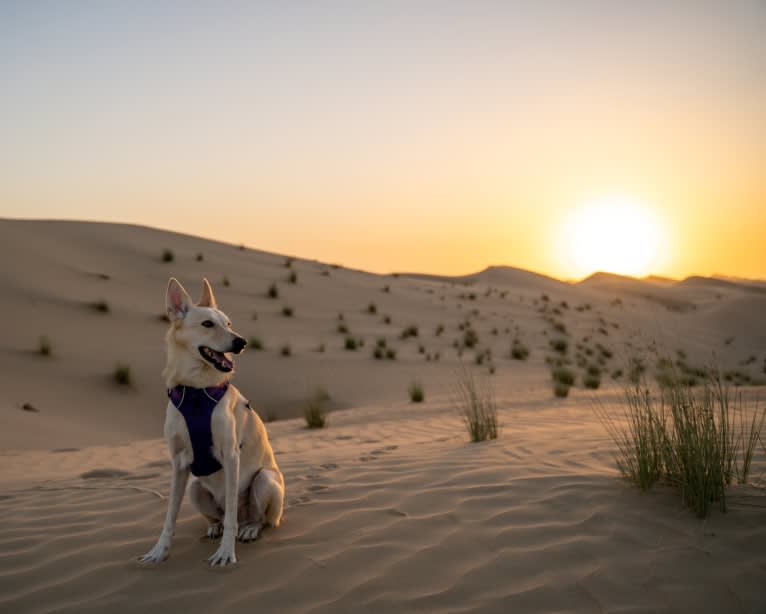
[220,354,233,370]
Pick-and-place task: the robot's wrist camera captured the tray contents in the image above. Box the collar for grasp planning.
[167,383,229,410]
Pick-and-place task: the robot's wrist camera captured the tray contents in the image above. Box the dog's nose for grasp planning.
[231,336,247,354]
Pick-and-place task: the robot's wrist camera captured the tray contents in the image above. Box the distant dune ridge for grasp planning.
[0,218,764,613]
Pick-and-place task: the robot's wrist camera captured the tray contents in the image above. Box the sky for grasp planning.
[1,1,765,280]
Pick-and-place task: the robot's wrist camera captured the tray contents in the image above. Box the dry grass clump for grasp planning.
[247,336,264,351]
[161,248,174,262]
[344,336,358,351]
[549,338,568,354]
[267,283,279,299]
[304,387,329,429]
[400,324,419,339]
[510,339,529,360]
[38,335,52,356]
[596,372,766,517]
[409,379,425,403]
[113,364,132,386]
[90,299,110,313]
[280,343,291,357]
[282,306,294,317]
[287,270,298,284]
[454,368,499,442]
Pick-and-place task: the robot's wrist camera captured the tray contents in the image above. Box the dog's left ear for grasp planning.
[198,278,218,309]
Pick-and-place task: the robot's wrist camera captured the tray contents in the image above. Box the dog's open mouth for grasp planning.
[199,346,234,372]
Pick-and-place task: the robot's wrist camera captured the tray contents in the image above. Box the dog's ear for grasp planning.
[166,278,192,321]
[197,278,218,309]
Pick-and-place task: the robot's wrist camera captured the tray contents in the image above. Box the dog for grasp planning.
[139,278,284,567]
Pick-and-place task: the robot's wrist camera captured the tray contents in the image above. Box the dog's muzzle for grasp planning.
[231,336,247,354]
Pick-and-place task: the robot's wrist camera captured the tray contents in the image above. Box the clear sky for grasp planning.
[1,2,764,280]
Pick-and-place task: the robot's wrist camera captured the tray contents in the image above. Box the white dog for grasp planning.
[139,278,284,567]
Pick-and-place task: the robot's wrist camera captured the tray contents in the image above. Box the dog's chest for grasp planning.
[168,385,227,477]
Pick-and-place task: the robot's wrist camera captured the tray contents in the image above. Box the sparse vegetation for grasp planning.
[596,372,766,517]
[287,270,298,284]
[554,382,571,397]
[113,364,132,386]
[268,283,279,299]
[248,336,263,350]
[400,325,419,339]
[454,368,498,442]
[90,300,110,313]
[337,322,349,334]
[463,327,479,349]
[196,252,204,262]
[280,343,291,357]
[409,379,425,403]
[38,335,52,356]
[549,338,568,354]
[551,366,575,387]
[304,388,329,429]
[583,373,601,389]
[222,276,230,287]
[282,306,294,317]
[435,324,445,336]
[161,249,174,263]
[344,336,358,351]
[510,339,530,361]
[367,302,377,314]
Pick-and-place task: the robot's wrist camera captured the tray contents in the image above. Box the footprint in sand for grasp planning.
[80,468,132,479]
[320,462,338,470]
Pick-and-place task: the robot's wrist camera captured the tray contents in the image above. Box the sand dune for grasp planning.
[2,395,765,613]
[1,219,765,613]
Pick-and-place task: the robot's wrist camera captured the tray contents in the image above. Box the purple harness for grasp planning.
[168,384,229,477]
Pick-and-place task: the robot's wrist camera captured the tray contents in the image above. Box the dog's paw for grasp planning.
[206,522,223,540]
[137,542,169,566]
[208,544,238,567]
[237,523,262,543]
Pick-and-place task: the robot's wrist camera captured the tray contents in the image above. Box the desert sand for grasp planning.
[1,219,765,613]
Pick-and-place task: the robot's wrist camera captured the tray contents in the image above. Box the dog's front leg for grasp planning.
[138,457,190,565]
[208,447,240,566]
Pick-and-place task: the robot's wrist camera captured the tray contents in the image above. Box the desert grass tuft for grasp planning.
[90,300,110,313]
[161,249,174,263]
[267,283,279,299]
[282,306,294,317]
[400,325,419,339]
[280,343,292,357]
[454,367,499,442]
[510,339,529,360]
[248,336,264,350]
[38,335,52,356]
[304,387,329,429]
[596,371,766,517]
[113,364,132,386]
[409,379,425,403]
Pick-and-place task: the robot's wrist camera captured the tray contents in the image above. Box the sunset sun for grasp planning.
[564,197,665,278]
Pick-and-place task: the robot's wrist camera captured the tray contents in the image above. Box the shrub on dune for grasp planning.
[304,388,329,429]
[409,379,425,403]
[114,364,132,386]
[596,370,766,517]
[510,339,529,361]
[38,335,52,356]
[455,367,498,442]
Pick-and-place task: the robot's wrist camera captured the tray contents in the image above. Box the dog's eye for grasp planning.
[201,320,215,328]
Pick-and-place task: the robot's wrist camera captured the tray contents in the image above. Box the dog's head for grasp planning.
[163,278,247,387]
